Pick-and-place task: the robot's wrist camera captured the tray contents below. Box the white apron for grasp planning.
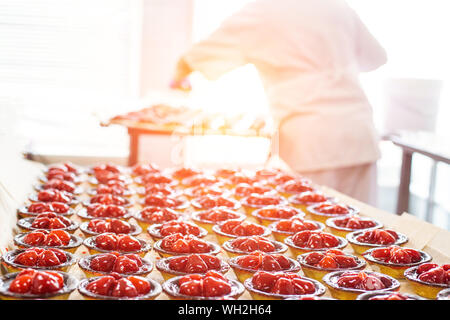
[183,0,387,172]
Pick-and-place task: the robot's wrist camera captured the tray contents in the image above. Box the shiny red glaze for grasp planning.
[30,213,72,229]
[144,185,175,196]
[27,202,70,214]
[252,271,316,295]
[228,173,257,186]
[160,234,212,254]
[219,220,265,237]
[369,293,413,300]
[193,195,237,210]
[244,194,284,206]
[355,229,399,245]
[291,230,340,249]
[333,216,377,229]
[236,251,292,271]
[280,180,314,194]
[234,183,273,198]
[89,194,127,206]
[178,271,231,297]
[95,233,142,252]
[273,217,320,233]
[86,204,127,218]
[139,207,179,224]
[186,185,223,198]
[172,167,201,180]
[303,249,358,269]
[14,248,67,267]
[42,179,76,193]
[89,252,144,274]
[314,203,350,215]
[86,275,150,297]
[230,236,276,252]
[132,163,159,176]
[87,219,132,234]
[158,221,202,237]
[37,189,73,204]
[370,246,422,264]
[416,263,450,285]
[291,191,327,204]
[140,173,174,185]
[256,206,298,219]
[183,175,220,187]
[23,229,71,246]
[143,194,184,208]
[168,254,221,273]
[9,269,64,294]
[335,271,393,290]
[196,208,241,223]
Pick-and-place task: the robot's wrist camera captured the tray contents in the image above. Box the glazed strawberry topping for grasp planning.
[9,269,64,294]
[303,249,358,269]
[42,179,76,193]
[30,213,72,229]
[291,191,327,204]
[254,168,282,180]
[280,179,314,194]
[234,183,273,197]
[86,274,151,297]
[160,234,212,254]
[94,171,126,184]
[230,236,276,253]
[270,174,296,185]
[215,168,240,178]
[219,220,266,237]
[235,251,292,271]
[132,163,159,176]
[95,233,142,253]
[244,194,284,207]
[192,195,238,209]
[37,189,73,203]
[183,175,220,187]
[87,219,133,234]
[14,248,67,267]
[144,184,176,196]
[186,185,223,198]
[256,206,299,219]
[168,254,222,273]
[92,164,121,174]
[158,221,202,237]
[291,230,341,249]
[140,172,174,185]
[178,271,232,297]
[196,208,242,223]
[355,229,399,245]
[273,217,320,233]
[89,252,144,274]
[89,194,128,206]
[46,170,77,182]
[23,230,71,246]
[47,162,78,174]
[228,173,257,185]
[370,246,422,264]
[314,203,351,215]
[333,216,377,229]
[139,207,179,223]
[172,167,201,180]
[86,204,127,218]
[143,194,185,208]
[335,271,393,290]
[369,293,414,300]
[416,263,450,285]
[251,271,316,295]
[27,202,70,214]
[95,183,129,196]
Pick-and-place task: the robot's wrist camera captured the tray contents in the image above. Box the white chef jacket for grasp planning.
[183,0,387,172]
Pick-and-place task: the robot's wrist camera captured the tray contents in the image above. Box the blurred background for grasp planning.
[0,0,449,229]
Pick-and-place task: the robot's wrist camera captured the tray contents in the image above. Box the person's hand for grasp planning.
[171,58,193,92]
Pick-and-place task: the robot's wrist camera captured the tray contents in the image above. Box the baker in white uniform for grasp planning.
[172,0,387,204]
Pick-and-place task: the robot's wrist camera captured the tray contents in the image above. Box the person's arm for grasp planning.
[173,2,260,84]
[354,13,387,72]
